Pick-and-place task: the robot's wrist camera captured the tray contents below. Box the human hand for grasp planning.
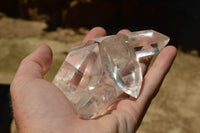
[10,27,177,133]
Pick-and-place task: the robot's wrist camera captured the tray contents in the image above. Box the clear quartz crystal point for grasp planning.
[52,30,169,119]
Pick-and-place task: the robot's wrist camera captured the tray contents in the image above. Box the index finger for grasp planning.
[82,27,107,42]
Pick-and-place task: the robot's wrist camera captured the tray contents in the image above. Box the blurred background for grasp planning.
[0,0,199,133]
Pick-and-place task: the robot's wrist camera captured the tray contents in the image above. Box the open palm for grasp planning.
[10,27,177,133]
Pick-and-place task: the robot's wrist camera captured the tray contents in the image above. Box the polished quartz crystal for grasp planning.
[52,30,169,119]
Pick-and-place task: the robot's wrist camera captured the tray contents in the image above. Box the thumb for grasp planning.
[14,44,52,82]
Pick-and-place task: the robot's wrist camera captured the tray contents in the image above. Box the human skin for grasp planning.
[10,27,177,133]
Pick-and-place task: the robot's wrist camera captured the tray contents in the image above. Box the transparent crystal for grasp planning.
[53,30,169,119]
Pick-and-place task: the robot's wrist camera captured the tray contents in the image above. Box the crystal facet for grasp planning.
[53,30,169,119]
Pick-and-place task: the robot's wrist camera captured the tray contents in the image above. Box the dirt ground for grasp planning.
[0,16,199,133]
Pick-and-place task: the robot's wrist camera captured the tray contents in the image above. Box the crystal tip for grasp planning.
[151,30,170,51]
